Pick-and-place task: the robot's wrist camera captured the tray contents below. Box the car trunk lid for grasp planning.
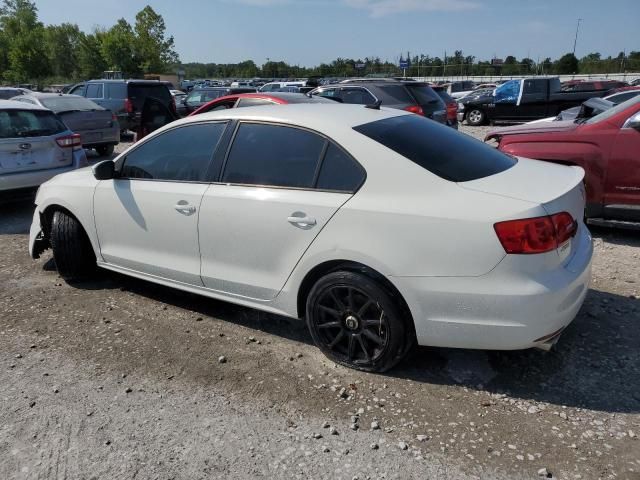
[459,157,586,263]
[0,136,72,174]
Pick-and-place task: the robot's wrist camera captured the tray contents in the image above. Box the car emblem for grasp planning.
[19,143,31,150]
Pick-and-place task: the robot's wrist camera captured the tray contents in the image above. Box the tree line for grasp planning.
[0,0,178,85]
[0,0,638,86]
[182,51,639,81]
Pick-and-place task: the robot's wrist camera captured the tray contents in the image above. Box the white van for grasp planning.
[259,81,306,92]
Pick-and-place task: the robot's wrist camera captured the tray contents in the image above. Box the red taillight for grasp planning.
[56,133,82,151]
[404,105,424,115]
[494,212,577,254]
[552,211,578,245]
[171,97,177,114]
[125,98,133,113]
[446,101,457,121]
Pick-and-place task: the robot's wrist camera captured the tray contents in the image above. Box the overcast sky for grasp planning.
[35,0,639,66]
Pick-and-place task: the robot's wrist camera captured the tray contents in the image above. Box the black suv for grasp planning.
[180,87,257,116]
[68,80,175,132]
[309,79,448,126]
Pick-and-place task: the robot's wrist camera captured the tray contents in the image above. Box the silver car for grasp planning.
[0,100,87,195]
[11,93,120,157]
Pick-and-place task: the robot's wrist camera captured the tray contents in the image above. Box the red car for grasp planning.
[486,96,640,229]
[188,92,335,116]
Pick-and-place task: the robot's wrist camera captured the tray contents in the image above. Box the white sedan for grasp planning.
[29,104,593,372]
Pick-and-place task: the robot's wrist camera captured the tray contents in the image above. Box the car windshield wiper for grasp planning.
[55,109,82,114]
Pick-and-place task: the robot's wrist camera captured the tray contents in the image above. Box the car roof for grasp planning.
[86,79,168,84]
[238,92,334,103]
[0,99,49,110]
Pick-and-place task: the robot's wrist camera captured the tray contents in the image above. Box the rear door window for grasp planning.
[353,114,516,182]
[107,83,127,99]
[316,143,365,192]
[222,123,325,188]
[120,122,227,182]
[86,83,104,98]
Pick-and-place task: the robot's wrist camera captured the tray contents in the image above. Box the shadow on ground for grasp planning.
[73,266,640,415]
[4,199,637,413]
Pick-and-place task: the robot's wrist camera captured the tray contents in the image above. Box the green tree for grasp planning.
[101,19,140,76]
[555,53,579,74]
[0,0,50,82]
[44,23,82,79]
[77,31,107,80]
[134,5,179,73]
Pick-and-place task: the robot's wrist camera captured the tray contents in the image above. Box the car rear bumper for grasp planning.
[392,225,593,351]
[0,149,87,192]
[79,127,120,148]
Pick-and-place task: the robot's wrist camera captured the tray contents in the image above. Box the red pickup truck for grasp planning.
[485,96,640,229]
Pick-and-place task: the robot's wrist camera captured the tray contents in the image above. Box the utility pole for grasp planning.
[572,18,582,56]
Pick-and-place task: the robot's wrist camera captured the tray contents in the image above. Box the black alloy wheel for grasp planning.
[306,271,410,372]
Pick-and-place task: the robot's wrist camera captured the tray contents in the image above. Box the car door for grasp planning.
[93,122,228,285]
[491,79,521,120]
[198,122,364,300]
[603,111,640,218]
[519,79,549,119]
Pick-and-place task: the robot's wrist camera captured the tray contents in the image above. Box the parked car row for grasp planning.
[485,95,640,229]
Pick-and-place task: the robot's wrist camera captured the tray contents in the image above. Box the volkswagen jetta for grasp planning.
[29,104,593,372]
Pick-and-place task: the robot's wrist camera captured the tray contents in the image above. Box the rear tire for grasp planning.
[95,145,114,157]
[50,210,96,281]
[466,108,486,126]
[306,271,411,372]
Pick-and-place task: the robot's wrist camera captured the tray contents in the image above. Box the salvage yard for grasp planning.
[1,127,639,480]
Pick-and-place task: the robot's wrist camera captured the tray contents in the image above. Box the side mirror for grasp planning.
[92,160,115,180]
[623,112,640,130]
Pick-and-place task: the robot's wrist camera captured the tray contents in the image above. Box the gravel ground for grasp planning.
[1,126,639,480]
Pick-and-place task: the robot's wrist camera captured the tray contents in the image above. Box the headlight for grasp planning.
[458,103,464,110]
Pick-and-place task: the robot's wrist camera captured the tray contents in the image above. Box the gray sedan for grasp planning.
[10,93,120,157]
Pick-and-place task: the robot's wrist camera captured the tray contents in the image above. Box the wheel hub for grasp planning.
[344,314,360,331]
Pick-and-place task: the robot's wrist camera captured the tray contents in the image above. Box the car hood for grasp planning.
[484,120,577,141]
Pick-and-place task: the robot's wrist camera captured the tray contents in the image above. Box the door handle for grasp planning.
[174,201,196,216]
[287,213,316,227]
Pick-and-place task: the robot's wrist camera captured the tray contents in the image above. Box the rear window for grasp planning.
[378,85,414,103]
[0,109,67,139]
[406,85,441,105]
[40,96,102,113]
[353,114,516,182]
[0,89,22,100]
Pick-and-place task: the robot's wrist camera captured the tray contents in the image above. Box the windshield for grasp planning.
[0,109,67,138]
[584,95,640,125]
[40,96,102,113]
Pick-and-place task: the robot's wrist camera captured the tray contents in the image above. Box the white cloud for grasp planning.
[344,0,479,17]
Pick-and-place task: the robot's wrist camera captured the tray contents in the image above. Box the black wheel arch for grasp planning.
[296,260,416,342]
